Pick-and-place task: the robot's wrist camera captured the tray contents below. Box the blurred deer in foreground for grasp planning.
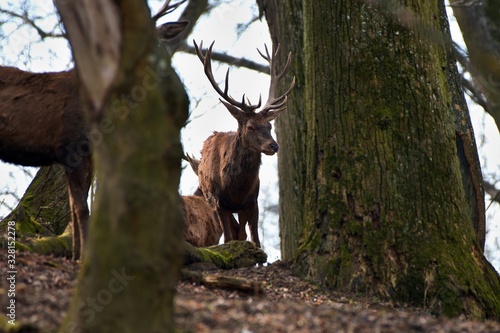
[0,0,188,260]
[193,40,295,247]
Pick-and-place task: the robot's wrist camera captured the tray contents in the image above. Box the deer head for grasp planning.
[193,40,295,155]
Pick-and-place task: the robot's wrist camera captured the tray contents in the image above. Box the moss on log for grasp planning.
[12,230,73,257]
[184,241,267,269]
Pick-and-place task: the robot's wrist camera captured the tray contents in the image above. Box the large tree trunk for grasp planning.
[55,0,189,332]
[262,0,500,319]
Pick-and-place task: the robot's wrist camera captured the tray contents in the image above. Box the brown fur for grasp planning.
[0,67,92,261]
[197,115,277,248]
[193,41,294,248]
[181,195,222,247]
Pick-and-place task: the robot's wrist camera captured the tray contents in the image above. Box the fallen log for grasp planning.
[181,269,265,295]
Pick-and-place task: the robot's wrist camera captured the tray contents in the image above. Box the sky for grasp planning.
[0,0,499,268]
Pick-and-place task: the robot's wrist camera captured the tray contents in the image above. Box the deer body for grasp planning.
[199,131,262,244]
[194,41,295,247]
[201,131,261,211]
[0,66,92,260]
[0,2,188,260]
[0,67,86,166]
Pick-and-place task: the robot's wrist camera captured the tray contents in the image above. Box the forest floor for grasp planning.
[1,251,500,333]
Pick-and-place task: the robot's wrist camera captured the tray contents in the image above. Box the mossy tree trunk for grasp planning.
[1,165,70,237]
[55,0,188,332]
[262,0,500,319]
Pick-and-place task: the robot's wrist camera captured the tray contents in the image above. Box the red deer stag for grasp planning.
[193,40,295,247]
[0,1,187,260]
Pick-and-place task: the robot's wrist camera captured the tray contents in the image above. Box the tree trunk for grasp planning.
[257,0,306,260]
[0,165,71,237]
[450,0,500,131]
[55,0,189,332]
[264,0,500,319]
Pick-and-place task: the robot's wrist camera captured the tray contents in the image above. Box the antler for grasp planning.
[152,0,187,22]
[193,40,262,114]
[257,44,296,116]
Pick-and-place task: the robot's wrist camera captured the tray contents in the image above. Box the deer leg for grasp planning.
[219,209,238,243]
[68,193,81,261]
[247,203,260,248]
[65,156,92,260]
[237,211,248,241]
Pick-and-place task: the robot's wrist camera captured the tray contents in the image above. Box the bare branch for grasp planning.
[484,179,500,210]
[182,43,269,74]
[0,7,65,39]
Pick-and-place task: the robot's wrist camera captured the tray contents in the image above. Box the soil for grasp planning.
[1,251,500,333]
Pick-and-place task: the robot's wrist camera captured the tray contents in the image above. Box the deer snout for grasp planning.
[264,142,279,155]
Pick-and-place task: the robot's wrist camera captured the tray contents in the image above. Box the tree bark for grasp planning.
[55,0,189,332]
[0,165,71,237]
[257,0,306,260]
[264,0,500,319]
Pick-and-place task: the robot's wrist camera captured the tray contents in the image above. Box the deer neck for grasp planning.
[230,132,262,170]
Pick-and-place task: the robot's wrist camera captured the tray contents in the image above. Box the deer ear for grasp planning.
[220,99,245,121]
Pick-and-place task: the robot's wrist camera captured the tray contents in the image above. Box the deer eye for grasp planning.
[247,125,255,131]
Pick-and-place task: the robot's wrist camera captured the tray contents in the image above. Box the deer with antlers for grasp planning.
[0,1,188,260]
[193,40,295,247]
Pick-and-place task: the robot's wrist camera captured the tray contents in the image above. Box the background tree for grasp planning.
[450,0,500,223]
[256,0,306,260]
[260,0,500,318]
[450,0,500,132]
[54,0,189,331]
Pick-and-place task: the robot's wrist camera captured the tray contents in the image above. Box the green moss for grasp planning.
[372,107,394,130]
[15,216,43,238]
[185,241,267,269]
[0,316,39,333]
[33,233,72,255]
[336,243,354,288]
[18,232,73,257]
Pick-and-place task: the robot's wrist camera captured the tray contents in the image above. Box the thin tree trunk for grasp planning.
[258,0,306,260]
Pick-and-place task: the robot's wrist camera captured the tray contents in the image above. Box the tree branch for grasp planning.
[0,7,65,39]
[484,179,500,210]
[180,42,269,74]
